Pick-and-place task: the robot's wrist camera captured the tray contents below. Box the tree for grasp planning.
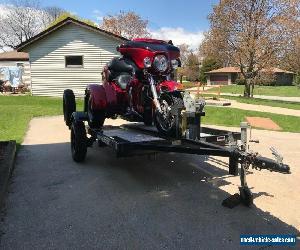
[0,0,43,49]
[280,37,300,74]
[199,57,221,83]
[184,52,200,82]
[100,11,150,39]
[44,6,64,20]
[41,6,65,27]
[47,12,96,28]
[177,44,191,67]
[177,44,192,83]
[198,31,226,67]
[202,0,300,97]
[177,44,200,83]
[0,0,64,50]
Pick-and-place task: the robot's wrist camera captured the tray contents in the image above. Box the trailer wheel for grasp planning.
[63,89,76,128]
[71,120,87,162]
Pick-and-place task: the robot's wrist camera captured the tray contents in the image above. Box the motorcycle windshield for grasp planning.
[120,40,180,54]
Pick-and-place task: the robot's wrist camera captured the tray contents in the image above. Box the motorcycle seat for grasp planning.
[108,57,133,74]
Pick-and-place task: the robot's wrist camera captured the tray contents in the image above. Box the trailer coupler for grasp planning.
[223,123,290,208]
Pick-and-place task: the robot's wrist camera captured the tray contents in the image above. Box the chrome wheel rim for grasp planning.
[157,100,174,131]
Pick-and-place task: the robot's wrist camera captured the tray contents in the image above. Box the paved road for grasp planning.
[0,116,299,250]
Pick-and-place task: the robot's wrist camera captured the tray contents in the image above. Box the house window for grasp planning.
[16,63,24,67]
[65,56,83,68]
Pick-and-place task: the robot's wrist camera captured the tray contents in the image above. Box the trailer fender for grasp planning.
[86,84,107,110]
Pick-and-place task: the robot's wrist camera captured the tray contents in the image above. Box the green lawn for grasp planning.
[0,96,299,146]
[209,85,300,97]
[0,96,83,144]
[182,81,198,89]
[203,106,300,133]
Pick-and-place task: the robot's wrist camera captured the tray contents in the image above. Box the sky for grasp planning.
[0,0,219,49]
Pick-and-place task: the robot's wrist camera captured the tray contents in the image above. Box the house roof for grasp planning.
[261,67,295,74]
[206,66,295,74]
[0,50,29,61]
[206,67,240,74]
[17,17,128,51]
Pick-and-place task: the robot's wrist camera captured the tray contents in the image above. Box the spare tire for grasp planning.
[63,89,76,128]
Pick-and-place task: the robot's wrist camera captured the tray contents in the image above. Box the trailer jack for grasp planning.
[222,122,290,208]
[179,94,290,208]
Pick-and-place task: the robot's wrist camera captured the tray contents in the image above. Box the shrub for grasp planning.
[235,78,246,85]
[293,73,300,87]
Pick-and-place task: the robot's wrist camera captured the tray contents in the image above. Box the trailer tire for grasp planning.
[63,89,76,128]
[71,120,87,162]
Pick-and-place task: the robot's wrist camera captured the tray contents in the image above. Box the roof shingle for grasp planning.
[206,66,294,74]
[0,51,29,61]
[17,17,128,51]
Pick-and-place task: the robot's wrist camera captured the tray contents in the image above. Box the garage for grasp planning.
[17,17,127,97]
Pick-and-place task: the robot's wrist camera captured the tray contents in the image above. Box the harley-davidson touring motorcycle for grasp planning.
[80,38,185,137]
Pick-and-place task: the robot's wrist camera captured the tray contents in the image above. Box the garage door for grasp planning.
[210,75,228,85]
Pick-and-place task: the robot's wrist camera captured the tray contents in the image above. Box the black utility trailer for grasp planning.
[68,97,290,208]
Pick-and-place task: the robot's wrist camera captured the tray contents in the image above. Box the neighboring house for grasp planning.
[206,67,295,85]
[17,17,127,96]
[0,51,31,87]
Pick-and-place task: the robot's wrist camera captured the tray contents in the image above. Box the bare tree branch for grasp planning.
[0,0,64,50]
[199,0,300,97]
[100,11,150,40]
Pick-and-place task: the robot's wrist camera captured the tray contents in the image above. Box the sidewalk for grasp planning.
[185,87,300,102]
[221,93,300,103]
[186,88,300,117]
[223,99,300,117]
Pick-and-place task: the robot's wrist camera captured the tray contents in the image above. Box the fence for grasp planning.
[183,82,222,100]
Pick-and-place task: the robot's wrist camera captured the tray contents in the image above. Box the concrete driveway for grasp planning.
[0,116,299,249]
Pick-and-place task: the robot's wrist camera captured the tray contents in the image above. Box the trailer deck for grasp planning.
[95,123,240,162]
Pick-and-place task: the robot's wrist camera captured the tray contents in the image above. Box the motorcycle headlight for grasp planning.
[171,59,179,69]
[143,57,151,68]
[153,55,168,72]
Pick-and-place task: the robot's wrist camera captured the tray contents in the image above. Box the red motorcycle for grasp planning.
[63,38,184,137]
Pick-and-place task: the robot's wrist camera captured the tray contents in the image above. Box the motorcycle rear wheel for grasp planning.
[154,94,184,137]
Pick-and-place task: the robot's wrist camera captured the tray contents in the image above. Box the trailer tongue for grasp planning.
[66,92,290,208]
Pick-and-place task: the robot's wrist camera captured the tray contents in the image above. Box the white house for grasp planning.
[17,17,127,97]
[0,51,31,88]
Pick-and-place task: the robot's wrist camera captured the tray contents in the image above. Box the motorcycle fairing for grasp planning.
[118,38,180,69]
[158,80,182,92]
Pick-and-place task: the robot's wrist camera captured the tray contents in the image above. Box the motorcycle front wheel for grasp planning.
[154,93,184,137]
